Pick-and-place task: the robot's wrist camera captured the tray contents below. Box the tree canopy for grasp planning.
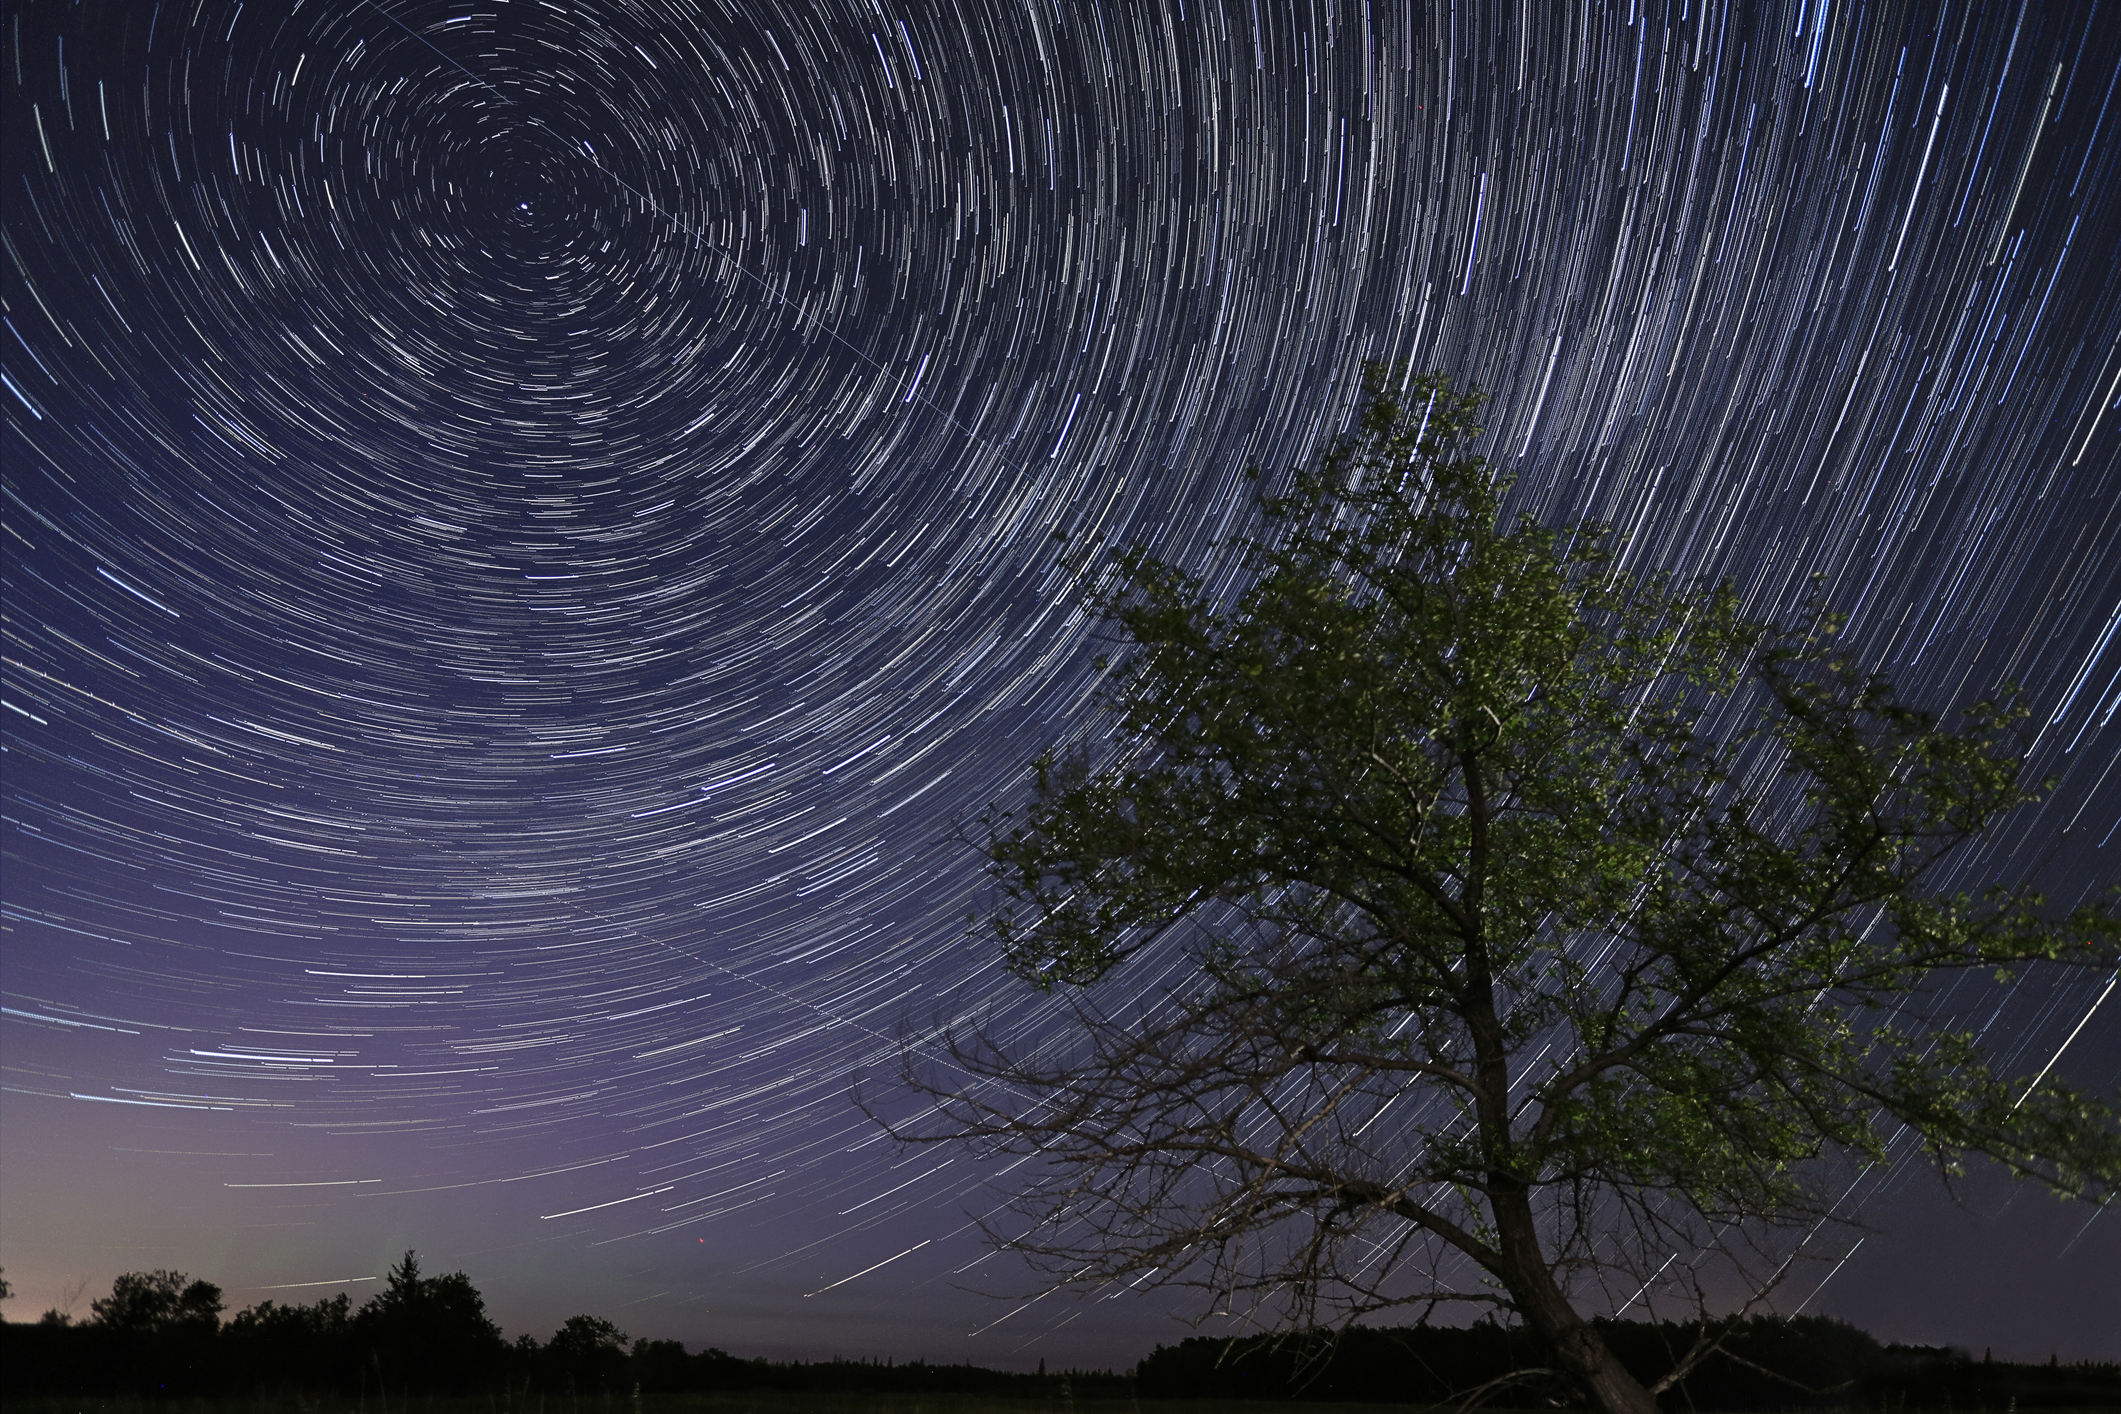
[907,367,2120,1414]
[89,1270,223,1333]
[358,1250,507,1392]
[544,1314,632,1390]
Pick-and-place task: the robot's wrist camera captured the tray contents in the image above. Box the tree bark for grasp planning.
[1458,745,1657,1414]
[1490,1184,1661,1414]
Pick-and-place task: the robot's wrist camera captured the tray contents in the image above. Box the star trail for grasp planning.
[3,0,2117,1367]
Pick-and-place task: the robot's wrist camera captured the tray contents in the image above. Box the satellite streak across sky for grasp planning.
[3,0,2117,1366]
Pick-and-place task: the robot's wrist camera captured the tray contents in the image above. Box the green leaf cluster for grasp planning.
[981,363,2119,1242]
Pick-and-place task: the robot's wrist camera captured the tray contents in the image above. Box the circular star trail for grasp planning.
[4,0,2117,1361]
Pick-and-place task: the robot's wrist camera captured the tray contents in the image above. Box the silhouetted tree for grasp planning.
[38,1269,228,1393]
[354,1250,505,1395]
[901,367,2121,1414]
[91,1270,223,1332]
[629,1337,696,1392]
[224,1291,355,1392]
[545,1314,630,1391]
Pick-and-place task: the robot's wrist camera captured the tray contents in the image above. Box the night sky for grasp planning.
[3,0,2118,1372]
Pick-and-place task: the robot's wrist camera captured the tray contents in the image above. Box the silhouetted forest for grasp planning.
[1134,1320,2121,1410]
[0,1254,1126,1401]
[1,1257,2113,1408]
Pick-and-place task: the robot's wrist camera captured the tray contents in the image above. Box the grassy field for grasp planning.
[7,1397,2114,1414]
[0,1395,1557,1414]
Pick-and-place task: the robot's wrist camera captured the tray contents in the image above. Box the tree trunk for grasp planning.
[1454,826,1656,1414]
[1490,1186,1660,1414]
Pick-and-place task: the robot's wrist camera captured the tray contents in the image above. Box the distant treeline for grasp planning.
[2,1257,2114,1409]
[0,1253,1125,1401]
[1135,1318,2121,1410]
